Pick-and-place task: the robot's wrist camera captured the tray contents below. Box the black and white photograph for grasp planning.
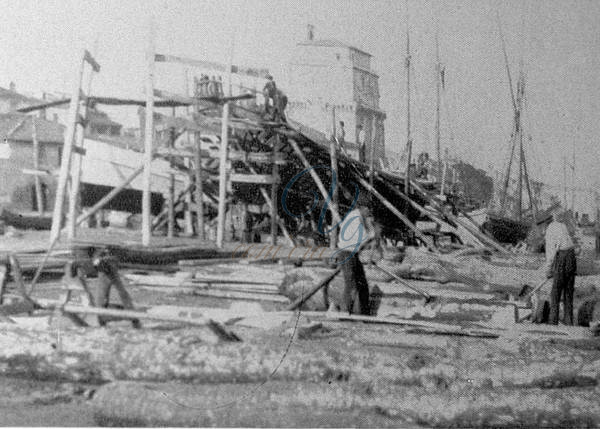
[0,0,599,426]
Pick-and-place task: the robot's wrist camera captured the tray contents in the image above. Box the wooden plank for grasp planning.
[31,119,44,215]
[194,133,205,239]
[142,23,155,246]
[329,109,339,249]
[228,150,286,164]
[22,168,52,177]
[192,289,289,303]
[61,304,241,341]
[154,53,269,79]
[356,176,434,251]
[229,173,279,185]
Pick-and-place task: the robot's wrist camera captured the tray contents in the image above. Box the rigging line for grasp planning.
[495,10,518,114]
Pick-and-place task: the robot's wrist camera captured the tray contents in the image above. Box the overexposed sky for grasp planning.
[0,0,598,211]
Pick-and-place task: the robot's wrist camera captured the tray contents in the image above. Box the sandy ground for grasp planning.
[1,228,600,426]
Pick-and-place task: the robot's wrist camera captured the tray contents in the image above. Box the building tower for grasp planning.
[286,29,386,163]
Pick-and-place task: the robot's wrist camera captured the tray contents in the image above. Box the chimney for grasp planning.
[307,24,314,41]
[9,81,15,92]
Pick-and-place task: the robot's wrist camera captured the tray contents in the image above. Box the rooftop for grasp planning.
[0,86,44,106]
[0,113,65,144]
[297,38,372,57]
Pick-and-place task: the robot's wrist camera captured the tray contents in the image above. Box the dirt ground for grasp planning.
[1,229,600,427]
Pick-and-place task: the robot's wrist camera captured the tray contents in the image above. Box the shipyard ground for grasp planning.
[1,230,600,427]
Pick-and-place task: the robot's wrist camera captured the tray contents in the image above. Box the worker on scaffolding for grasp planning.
[357,124,366,163]
[262,74,287,122]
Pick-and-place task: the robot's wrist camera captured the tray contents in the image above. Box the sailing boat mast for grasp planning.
[404,12,412,194]
[516,70,523,220]
[435,33,442,173]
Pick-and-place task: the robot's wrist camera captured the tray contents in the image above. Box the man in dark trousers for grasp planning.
[543,207,577,325]
[262,74,277,117]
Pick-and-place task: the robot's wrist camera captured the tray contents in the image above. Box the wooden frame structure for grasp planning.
[41,31,505,258]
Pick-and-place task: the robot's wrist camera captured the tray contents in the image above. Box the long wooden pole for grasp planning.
[405,25,412,195]
[194,134,205,239]
[31,119,43,216]
[50,51,85,243]
[270,135,280,245]
[356,176,433,251]
[216,62,232,248]
[287,139,342,226]
[369,116,377,188]
[329,109,339,250]
[67,67,95,239]
[167,109,176,239]
[142,22,155,246]
[435,33,442,171]
[183,69,193,235]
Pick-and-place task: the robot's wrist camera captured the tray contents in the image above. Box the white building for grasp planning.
[286,31,386,163]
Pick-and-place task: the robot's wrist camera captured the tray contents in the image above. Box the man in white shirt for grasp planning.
[543,207,576,325]
[333,201,382,315]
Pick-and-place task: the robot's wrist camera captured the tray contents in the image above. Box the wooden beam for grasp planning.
[287,138,342,225]
[216,54,233,249]
[142,23,155,246]
[22,168,53,177]
[229,173,279,185]
[194,133,205,239]
[50,50,86,242]
[270,136,280,244]
[154,53,269,79]
[356,176,434,251]
[31,119,44,215]
[216,101,229,248]
[329,108,339,250]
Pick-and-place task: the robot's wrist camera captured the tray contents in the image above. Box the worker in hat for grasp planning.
[262,74,277,118]
[542,207,577,325]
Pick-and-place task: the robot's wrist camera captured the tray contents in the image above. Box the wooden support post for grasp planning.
[216,59,232,248]
[287,138,342,225]
[50,51,86,243]
[216,100,230,248]
[440,148,449,197]
[75,161,147,226]
[66,106,86,239]
[329,109,339,250]
[369,116,377,188]
[194,134,205,239]
[183,69,193,235]
[67,55,96,240]
[167,113,176,239]
[270,136,280,244]
[241,159,295,246]
[31,118,44,216]
[142,22,155,246]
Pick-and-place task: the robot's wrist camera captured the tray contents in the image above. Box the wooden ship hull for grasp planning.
[482,213,531,245]
[0,208,53,230]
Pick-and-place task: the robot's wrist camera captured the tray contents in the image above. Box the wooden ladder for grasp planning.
[49,49,101,243]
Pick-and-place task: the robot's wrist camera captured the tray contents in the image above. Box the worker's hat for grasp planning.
[265,74,273,80]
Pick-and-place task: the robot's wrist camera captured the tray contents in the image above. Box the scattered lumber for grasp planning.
[61,304,241,341]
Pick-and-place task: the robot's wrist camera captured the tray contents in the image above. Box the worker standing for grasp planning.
[357,124,365,163]
[337,121,346,149]
[262,74,277,118]
[334,201,382,315]
[543,207,577,325]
